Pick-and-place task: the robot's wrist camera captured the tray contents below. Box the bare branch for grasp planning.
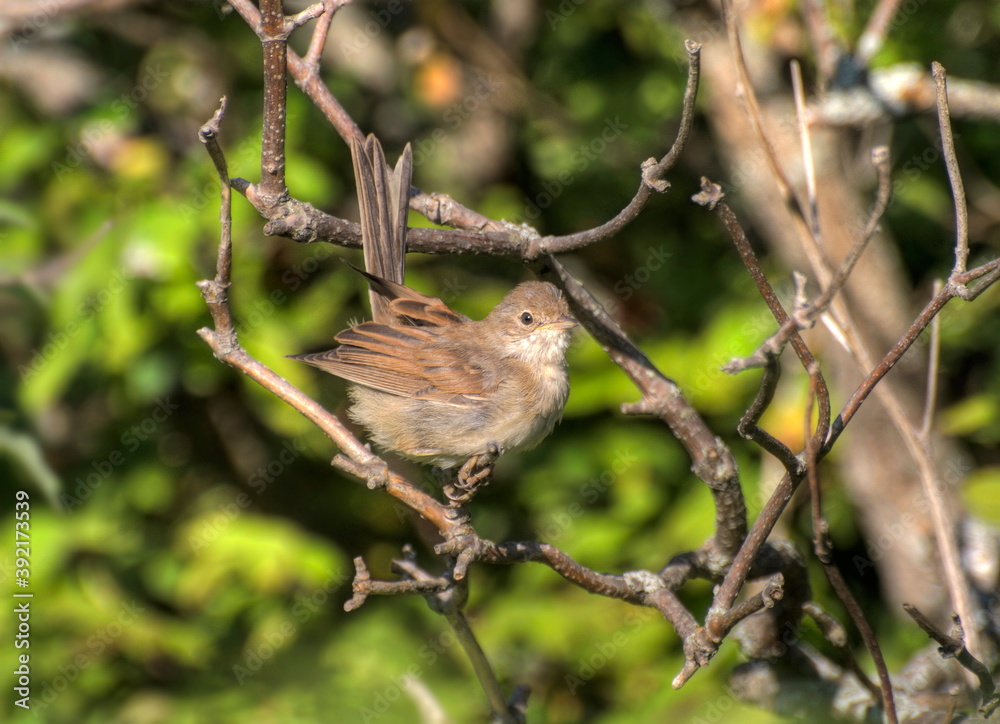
[286,1,331,34]
[723,145,892,375]
[803,602,883,701]
[904,605,1000,716]
[822,560,895,720]
[706,574,784,643]
[857,0,904,64]
[933,63,970,276]
[228,0,704,256]
[827,286,950,447]
[227,0,510,234]
[303,0,349,68]
[198,98,233,315]
[343,556,450,612]
[643,40,702,186]
[800,0,840,87]
[258,0,289,202]
[920,280,944,438]
[805,370,896,720]
[721,0,816,247]
[646,586,699,640]
[736,354,801,476]
[792,59,820,240]
[542,257,748,558]
[502,39,701,255]
[692,180,832,440]
[446,610,521,724]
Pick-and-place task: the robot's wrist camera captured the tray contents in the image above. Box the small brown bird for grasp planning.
[291,269,577,468]
[289,135,576,468]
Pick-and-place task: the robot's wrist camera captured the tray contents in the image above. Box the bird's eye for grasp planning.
[519,311,534,326]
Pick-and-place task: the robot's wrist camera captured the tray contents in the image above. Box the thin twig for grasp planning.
[803,602,883,701]
[705,574,784,643]
[808,147,892,315]
[647,587,700,640]
[824,276,985,675]
[805,366,828,560]
[344,556,451,611]
[857,0,904,64]
[446,611,520,724]
[198,99,233,310]
[229,0,705,254]
[792,59,820,240]
[226,0,504,233]
[692,180,832,439]
[933,63,970,276]
[827,285,951,447]
[395,554,523,724]
[823,561,894,719]
[480,37,702,254]
[286,1,329,33]
[723,146,892,375]
[904,604,1000,715]
[644,40,702,186]
[806,366,894,718]
[955,256,1000,287]
[800,0,840,87]
[920,280,943,438]
[303,0,348,68]
[736,353,802,476]
[543,256,748,558]
[721,0,815,247]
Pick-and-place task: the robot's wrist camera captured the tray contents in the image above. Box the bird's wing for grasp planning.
[289,322,492,405]
[345,262,469,327]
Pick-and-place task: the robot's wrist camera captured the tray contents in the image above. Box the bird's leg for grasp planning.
[445,443,503,506]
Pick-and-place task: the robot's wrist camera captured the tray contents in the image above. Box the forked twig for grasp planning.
[904,604,1000,716]
[722,146,892,375]
[805,369,893,716]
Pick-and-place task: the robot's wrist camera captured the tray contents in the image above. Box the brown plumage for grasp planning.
[289,136,576,468]
[290,268,576,467]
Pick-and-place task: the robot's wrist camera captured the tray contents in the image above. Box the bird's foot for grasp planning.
[446,444,503,505]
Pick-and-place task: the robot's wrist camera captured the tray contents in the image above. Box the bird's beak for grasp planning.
[541,315,579,331]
